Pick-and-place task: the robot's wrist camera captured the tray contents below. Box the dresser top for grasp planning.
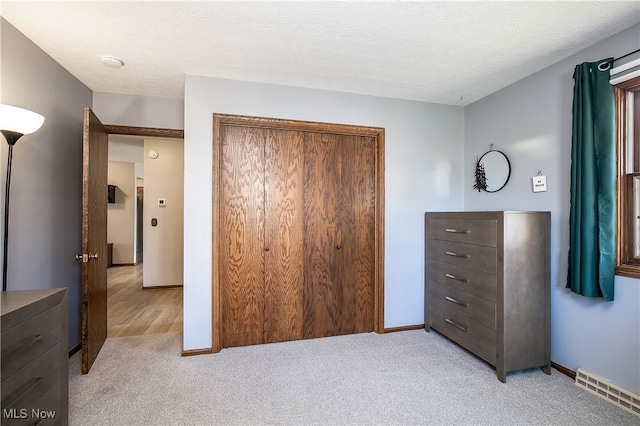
[426,210,550,214]
[425,210,550,219]
[1,288,67,331]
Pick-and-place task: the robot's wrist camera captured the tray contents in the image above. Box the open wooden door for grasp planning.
[79,107,108,373]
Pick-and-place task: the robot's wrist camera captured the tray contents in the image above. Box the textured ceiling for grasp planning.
[1,1,639,106]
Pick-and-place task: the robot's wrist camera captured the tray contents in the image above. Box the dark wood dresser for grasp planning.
[1,289,68,425]
[425,211,550,382]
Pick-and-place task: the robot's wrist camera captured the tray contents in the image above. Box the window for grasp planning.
[614,75,640,278]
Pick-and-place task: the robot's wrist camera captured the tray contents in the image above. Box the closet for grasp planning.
[212,114,385,351]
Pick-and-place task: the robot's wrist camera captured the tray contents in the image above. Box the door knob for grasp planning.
[75,253,99,262]
[336,245,342,249]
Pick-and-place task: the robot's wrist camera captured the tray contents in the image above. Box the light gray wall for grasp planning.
[93,92,184,130]
[183,76,465,350]
[464,24,640,393]
[0,18,93,350]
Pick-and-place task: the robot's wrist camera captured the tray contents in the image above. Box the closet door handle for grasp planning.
[445,251,468,259]
[445,228,469,234]
[444,273,468,283]
[445,318,467,332]
[336,245,342,249]
[445,296,467,307]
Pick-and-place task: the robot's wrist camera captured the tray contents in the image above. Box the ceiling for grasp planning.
[1,1,639,106]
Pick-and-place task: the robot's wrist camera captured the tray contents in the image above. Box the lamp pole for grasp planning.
[2,130,23,291]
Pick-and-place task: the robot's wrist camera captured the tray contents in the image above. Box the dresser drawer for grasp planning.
[1,304,62,380]
[429,301,496,364]
[427,218,497,247]
[1,343,62,424]
[429,279,496,329]
[427,240,497,274]
[428,260,496,302]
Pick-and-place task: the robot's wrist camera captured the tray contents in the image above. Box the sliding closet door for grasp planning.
[263,129,305,344]
[220,125,266,347]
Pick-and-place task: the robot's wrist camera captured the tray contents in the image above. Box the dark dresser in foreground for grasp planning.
[1,289,68,425]
[425,211,550,382]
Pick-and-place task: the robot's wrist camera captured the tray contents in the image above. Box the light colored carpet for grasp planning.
[69,330,638,425]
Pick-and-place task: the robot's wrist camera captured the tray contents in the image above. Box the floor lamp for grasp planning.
[0,104,45,292]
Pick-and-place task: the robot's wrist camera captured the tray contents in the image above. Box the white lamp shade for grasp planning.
[0,104,45,135]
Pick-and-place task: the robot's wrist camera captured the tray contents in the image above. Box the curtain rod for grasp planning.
[599,48,640,71]
[614,48,640,63]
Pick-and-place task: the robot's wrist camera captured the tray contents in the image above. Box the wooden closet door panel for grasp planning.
[331,133,355,335]
[221,126,266,347]
[339,135,376,333]
[263,129,305,343]
[303,132,342,338]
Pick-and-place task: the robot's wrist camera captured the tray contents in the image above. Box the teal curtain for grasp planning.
[567,58,616,301]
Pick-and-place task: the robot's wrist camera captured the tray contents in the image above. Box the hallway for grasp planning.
[107,264,183,337]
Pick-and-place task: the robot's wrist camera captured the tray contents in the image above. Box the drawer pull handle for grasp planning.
[445,228,469,234]
[2,333,43,358]
[445,318,467,332]
[444,273,468,283]
[445,296,468,307]
[3,377,42,408]
[445,251,468,259]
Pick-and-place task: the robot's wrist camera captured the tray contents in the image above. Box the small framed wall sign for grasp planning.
[532,172,547,193]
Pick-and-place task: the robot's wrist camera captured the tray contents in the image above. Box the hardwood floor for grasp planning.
[107,264,183,337]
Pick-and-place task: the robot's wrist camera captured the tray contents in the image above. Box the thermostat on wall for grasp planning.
[148,150,159,159]
[158,198,166,207]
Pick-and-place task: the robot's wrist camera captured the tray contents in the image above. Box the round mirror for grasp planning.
[476,150,511,192]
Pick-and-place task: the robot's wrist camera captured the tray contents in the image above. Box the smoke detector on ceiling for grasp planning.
[101,56,124,68]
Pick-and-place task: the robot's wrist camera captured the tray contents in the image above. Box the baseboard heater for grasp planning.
[575,368,640,416]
